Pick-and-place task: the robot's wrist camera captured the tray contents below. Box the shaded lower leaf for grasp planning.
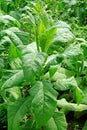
[8,97,32,130]
[45,117,57,130]
[45,111,67,130]
[53,112,67,130]
[0,103,7,111]
[21,119,36,130]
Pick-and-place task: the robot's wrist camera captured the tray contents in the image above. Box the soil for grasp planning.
[67,111,87,130]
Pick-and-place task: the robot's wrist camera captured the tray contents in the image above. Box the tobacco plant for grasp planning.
[0,1,87,130]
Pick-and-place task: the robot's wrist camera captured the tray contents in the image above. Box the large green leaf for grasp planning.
[0,27,29,46]
[20,42,37,54]
[48,21,74,53]
[1,70,24,90]
[54,76,78,91]
[54,21,74,42]
[53,71,83,104]
[43,66,73,83]
[57,98,87,112]
[45,112,67,130]
[8,97,32,130]
[50,67,74,82]
[62,44,83,58]
[29,80,57,127]
[53,112,67,130]
[22,52,47,83]
[46,54,58,66]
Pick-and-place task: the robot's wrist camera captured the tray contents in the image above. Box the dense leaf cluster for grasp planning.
[0,0,87,130]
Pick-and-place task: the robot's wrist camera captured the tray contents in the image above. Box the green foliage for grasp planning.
[22,52,47,83]
[1,70,24,90]
[45,112,67,130]
[0,0,87,130]
[8,97,32,130]
[30,81,57,128]
[82,121,87,130]
[57,98,87,112]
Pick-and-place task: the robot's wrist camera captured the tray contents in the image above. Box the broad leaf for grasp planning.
[1,70,24,90]
[45,111,67,130]
[54,21,74,42]
[30,81,57,127]
[20,42,37,54]
[53,71,83,104]
[48,21,74,53]
[57,98,87,112]
[51,67,73,81]
[62,44,83,58]
[43,66,73,82]
[8,97,32,130]
[53,112,67,130]
[45,54,59,68]
[22,52,47,83]
[0,27,29,46]
[54,76,78,91]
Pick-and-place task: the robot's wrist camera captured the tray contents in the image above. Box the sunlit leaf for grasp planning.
[1,70,24,90]
[57,98,87,112]
[22,52,47,83]
[30,80,57,127]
